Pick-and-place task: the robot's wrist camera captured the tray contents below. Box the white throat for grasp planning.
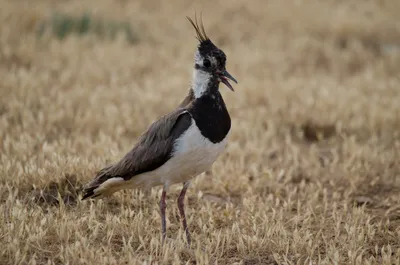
[191,69,212,98]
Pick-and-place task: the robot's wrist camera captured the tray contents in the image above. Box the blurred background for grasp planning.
[1,0,400,264]
[1,0,399,128]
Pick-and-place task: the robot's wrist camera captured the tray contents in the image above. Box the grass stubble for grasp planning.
[1,0,400,264]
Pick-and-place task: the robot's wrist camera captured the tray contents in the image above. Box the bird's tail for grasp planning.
[81,165,123,200]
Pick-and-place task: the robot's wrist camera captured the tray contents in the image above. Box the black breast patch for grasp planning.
[189,92,231,143]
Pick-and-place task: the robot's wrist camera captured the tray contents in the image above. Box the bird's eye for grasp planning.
[203,59,211,68]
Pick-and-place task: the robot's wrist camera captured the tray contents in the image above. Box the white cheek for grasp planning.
[194,51,203,67]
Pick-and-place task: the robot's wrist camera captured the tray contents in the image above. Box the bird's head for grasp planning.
[187,15,238,98]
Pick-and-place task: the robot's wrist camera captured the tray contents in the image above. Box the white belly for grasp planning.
[128,120,228,189]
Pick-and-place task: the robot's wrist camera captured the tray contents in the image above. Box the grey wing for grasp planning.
[103,108,192,180]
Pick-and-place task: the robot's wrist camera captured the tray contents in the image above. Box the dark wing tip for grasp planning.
[80,165,114,200]
[81,187,95,200]
[81,185,104,200]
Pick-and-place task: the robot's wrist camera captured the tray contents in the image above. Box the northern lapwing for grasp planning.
[81,15,238,246]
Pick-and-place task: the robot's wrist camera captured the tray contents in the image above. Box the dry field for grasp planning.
[1,0,400,264]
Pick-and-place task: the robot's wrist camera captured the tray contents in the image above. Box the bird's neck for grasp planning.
[178,68,220,108]
[190,68,219,99]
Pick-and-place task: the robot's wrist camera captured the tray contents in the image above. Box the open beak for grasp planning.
[219,70,238,91]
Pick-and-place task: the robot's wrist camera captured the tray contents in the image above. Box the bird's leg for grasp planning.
[159,186,167,245]
[177,182,191,246]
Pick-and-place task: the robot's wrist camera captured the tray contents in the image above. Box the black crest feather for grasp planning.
[186,13,209,43]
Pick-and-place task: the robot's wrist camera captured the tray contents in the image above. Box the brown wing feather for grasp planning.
[109,109,192,179]
[82,108,192,196]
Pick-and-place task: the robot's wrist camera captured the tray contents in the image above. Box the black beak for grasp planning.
[219,70,238,91]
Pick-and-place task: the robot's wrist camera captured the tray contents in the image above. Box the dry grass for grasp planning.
[1,0,400,264]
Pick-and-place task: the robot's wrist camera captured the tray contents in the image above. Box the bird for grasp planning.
[81,15,238,246]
